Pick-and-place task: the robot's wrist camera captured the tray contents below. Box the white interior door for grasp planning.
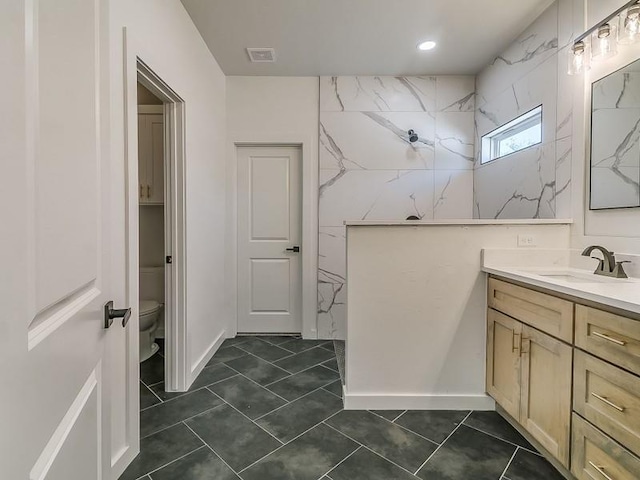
[237,146,302,333]
[2,0,117,478]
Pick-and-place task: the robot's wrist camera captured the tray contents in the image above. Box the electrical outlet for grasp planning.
[518,234,536,247]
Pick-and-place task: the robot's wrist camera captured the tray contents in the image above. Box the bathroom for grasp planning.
[5,1,640,480]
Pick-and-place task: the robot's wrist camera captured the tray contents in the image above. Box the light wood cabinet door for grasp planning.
[574,350,640,457]
[487,308,522,420]
[488,278,574,342]
[572,414,640,480]
[575,305,640,377]
[520,325,573,468]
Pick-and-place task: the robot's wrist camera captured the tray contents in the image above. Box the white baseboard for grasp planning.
[188,330,226,386]
[343,390,496,411]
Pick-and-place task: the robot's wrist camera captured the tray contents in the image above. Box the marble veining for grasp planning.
[318,75,475,339]
[474,1,569,220]
[591,62,640,209]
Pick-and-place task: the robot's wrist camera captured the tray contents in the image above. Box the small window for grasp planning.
[481,106,543,164]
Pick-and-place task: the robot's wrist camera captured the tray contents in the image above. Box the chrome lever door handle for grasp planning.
[285,246,301,253]
[104,301,132,328]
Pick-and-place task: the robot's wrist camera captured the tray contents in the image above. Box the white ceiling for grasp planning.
[180,0,555,76]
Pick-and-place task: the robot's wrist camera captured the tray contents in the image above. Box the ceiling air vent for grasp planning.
[247,48,276,63]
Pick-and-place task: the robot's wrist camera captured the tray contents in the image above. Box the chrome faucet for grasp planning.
[581,245,630,279]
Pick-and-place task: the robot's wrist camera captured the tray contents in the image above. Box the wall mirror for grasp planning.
[590,58,640,210]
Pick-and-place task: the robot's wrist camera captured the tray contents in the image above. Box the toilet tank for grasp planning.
[139,266,164,303]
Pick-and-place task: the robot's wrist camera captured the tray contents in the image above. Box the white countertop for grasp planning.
[482,249,640,315]
[346,219,573,226]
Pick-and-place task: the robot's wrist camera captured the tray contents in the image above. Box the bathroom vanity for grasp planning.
[482,256,640,479]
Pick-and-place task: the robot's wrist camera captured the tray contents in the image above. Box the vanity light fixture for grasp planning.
[592,23,618,59]
[417,41,437,51]
[569,0,640,75]
[568,41,590,75]
[619,3,640,44]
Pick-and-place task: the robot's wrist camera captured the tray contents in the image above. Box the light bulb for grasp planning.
[619,4,640,44]
[568,41,590,75]
[592,23,617,60]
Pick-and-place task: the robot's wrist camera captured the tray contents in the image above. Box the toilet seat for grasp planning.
[139,300,161,332]
[140,300,160,316]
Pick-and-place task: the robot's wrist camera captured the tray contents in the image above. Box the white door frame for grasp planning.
[119,29,189,475]
[227,136,319,339]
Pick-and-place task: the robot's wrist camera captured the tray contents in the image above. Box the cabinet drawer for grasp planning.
[575,305,640,376]
[574,351,640,457]
[488,278,574,342]
[571,414,640,480]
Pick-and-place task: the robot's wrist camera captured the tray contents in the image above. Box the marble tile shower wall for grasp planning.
[474,0,576,220]
[318,75,476,338]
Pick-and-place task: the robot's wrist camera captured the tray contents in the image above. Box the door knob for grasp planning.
[285,246,301,253]
[104,301,132,328]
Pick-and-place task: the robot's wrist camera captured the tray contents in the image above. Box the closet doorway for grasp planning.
[132,60,188,400]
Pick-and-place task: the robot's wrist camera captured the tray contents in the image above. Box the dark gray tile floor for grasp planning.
[124,336,563,480]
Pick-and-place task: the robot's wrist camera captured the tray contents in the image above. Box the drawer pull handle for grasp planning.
[588,461,615,480]
[592,331,626,346]
[591,393,625,412]
[512,333,521,354]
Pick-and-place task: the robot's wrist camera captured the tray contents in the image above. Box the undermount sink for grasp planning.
[528,271,632,284]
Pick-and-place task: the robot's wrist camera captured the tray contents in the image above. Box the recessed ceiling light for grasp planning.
[417,41,437,51]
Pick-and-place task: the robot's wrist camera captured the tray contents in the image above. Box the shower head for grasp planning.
[407,129,419,143]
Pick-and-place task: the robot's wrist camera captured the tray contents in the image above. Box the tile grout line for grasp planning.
[139,401,227,440]
[182,421,243,478]
[140,379,165,405]
[234,339,299,360]
[320,445,363,479]
[321,422,421,478]
[499,446,519,480]
[320,384,343,400]
[461,422,543,456]
[363,411,439,447]
[139,444,207,479]
[252,385,337,421]
[413,410,473,475]
[205,387,286,445]
[139,373,243,412]
[222,363,292,404]
[237,408,347,474]
[267,349,339,378]
[261,359,341,388]
[391,410,407,423]
[227,350,293,376]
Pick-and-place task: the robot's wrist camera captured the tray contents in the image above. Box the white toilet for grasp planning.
[139,300,161,362]
[139,266,165,363]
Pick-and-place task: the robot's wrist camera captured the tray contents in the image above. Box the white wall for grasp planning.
[571,0,640,254]
[108,0,227,461]
[345,222,571,410]
[225,77,320,337]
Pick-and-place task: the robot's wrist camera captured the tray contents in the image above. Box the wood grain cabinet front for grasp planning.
[488,278,574,343]
[519,324,573,467]
[486,306,572,468]
[574,350,640,458]
[571,414,640,480]
[575,305,640,377]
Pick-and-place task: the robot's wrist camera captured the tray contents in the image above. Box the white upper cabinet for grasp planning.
[138,112,164,204]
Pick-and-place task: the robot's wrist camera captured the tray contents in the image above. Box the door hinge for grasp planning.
[166,255,173,264]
